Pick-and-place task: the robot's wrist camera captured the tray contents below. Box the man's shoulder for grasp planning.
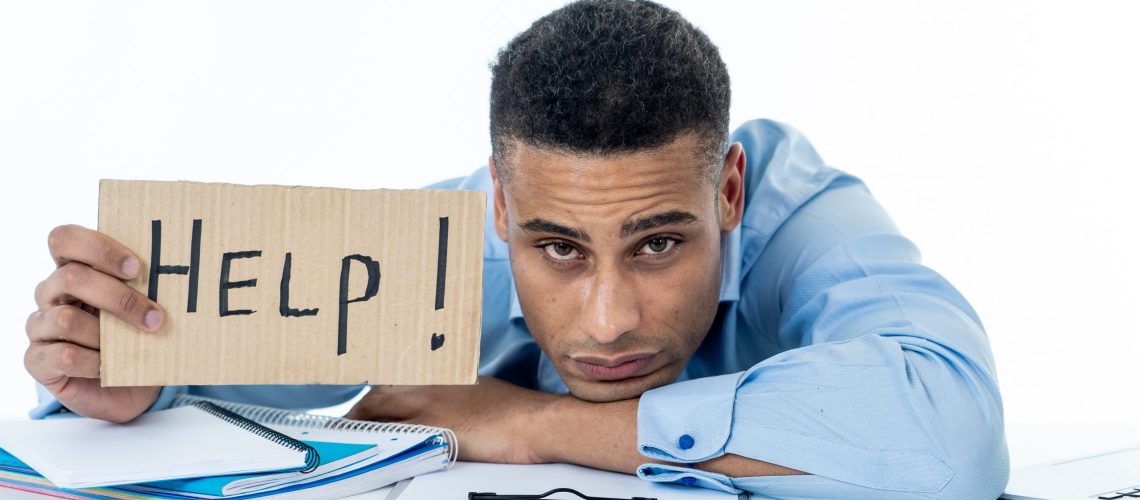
[733,118,860,245]
[423,166,493,192]
[733,118,848,211]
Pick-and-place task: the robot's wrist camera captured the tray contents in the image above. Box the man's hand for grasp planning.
[346,376,562,464]
[24,224,165,423]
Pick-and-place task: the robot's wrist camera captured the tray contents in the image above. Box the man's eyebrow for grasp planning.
[620,210,699,238]
[518,218,591,242]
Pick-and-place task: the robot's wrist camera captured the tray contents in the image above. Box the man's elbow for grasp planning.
[930,419,1010,499]
[879,338,1010,498]
[895,334,1009,497]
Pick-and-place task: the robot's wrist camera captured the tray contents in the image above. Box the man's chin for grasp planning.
[563,368,678,403]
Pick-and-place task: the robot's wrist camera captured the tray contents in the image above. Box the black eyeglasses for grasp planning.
[468,488,656,500]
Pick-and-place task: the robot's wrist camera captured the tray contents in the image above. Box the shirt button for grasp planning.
[681,476,696,487]
[678,434,695,450]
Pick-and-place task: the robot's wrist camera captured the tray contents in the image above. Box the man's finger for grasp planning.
[24,342,101,385]
[26,306,100,350]
[35,262,164,332]
[47,224,141,280]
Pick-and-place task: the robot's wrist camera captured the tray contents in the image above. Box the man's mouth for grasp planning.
[572,352,658,381]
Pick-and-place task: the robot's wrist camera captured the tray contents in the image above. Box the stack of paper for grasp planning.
[0,396,454,499]
[0,406,310,489]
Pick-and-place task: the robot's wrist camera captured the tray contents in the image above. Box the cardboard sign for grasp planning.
[97,180,485,386]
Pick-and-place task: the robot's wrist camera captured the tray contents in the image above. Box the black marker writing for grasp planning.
[279,252,319,317]
[432,217,449,352]
[338,254,380,355]
[435,217,448,310]
[219,250,261,317]
[148,219,202,312]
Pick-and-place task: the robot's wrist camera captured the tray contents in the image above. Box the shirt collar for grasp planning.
[507,226,743,322]
[718,226,742,303]
[508,277,524,321]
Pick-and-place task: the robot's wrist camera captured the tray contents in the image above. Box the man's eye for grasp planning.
[639,237,676,256]
[542,242,581,261]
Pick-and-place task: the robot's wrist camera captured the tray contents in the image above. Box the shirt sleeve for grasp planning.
[30,382,368,420]
[636,179,1010,499]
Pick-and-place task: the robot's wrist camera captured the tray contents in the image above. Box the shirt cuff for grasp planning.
[636,463,743,494]
[637,371,743,463]
[29,384,64,419]
[148,385,189,412]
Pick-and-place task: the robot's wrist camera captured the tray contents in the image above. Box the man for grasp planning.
[24,0,1009,497]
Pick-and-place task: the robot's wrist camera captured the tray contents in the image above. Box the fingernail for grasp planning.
[122,257,139,277]
[144,309,163,331]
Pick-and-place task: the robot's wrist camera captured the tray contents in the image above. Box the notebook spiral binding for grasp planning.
[191,401,321,473]
[173,395,458,469]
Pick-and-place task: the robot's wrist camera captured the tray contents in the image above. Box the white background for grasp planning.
[1,1,1137,426]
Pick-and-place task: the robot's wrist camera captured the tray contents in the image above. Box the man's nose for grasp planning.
[578,267,639,345]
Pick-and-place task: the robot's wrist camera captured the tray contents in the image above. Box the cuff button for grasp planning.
[678,434,695,450]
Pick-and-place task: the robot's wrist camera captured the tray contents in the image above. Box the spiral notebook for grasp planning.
[0,395,456,499]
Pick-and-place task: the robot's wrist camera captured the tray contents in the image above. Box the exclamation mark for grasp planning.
[430,217,448,351]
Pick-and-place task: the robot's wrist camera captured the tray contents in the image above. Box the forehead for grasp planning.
[502,135,714,233]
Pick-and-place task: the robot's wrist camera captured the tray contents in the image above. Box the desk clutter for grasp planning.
[0,395,455,499]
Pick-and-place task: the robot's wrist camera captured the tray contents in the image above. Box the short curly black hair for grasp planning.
[490,0,730,183]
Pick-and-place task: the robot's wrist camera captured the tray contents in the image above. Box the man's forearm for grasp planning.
[536,394,804,477]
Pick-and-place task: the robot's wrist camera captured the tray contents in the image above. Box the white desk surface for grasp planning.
[1005,422,1140,469]
[356,423,1140,499]
[5,423,1140,499]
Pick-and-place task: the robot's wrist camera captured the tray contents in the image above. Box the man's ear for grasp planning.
[489,156,509,242]
[718,143,746,233]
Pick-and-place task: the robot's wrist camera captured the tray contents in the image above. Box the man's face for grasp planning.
[491,134,745,402]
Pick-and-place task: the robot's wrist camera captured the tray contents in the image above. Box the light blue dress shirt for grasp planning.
[32,119,1008,499]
